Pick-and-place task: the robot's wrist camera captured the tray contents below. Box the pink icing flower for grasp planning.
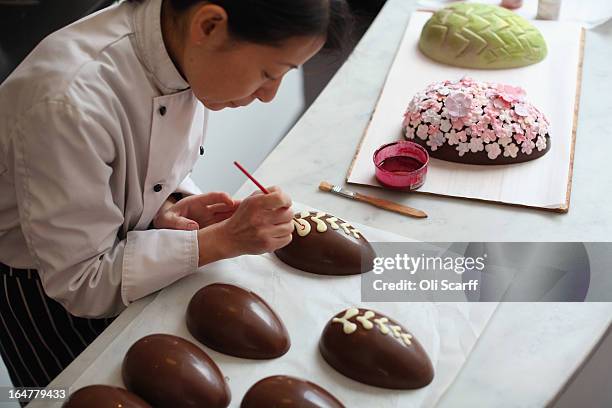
[423,100,443,112]
[427,131,446,151]
[498,110,512,123]
[402,113,411,128]
[514,103,530,117]
[492,122,504,136]
[514,132,527,144]
[468,137,485,153]
[504,143,519,158]
[484,105,500,118]
[428,125,440,135]
[536,136,547,151]
[440,119,452,133]
[446,92,473,118]
[485,143,502,160]
[521,140,535,155]
[416,124,429,140]
[482,128,497,143]
[457,142,470,157]
[493,97,511,110]
[405,126,415,139]
[446,130,467,145]
[470,122,486,137]
[525,129,537,141]
[451,117,465,130]
[496,84,526,103]
[498,136,512,147]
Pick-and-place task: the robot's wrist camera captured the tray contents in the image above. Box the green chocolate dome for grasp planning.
[419,3,547,69]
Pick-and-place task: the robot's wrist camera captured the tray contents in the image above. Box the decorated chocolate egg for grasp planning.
[241,375,345,408]
[319,308,434,389]
[419,3,547,69]
[62,385,151,408]
[122,334,230,408]
[274,211,376,275]
[186,283,290,359]
[403,77,551,165]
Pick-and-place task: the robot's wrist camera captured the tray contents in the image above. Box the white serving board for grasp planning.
[347,12,584,211]
[47,205,499,408]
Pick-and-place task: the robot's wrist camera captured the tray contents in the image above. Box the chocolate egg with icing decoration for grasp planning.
[319,308,434,389]
[122,334,231,408]
[62,385,151,408]
[274,211,376,275]
[186,283,290,359]
[241,375,345,408]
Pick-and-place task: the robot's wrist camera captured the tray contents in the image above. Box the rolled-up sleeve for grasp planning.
[12,101,198,318]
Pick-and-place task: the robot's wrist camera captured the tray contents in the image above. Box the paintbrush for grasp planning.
[319,181,427,219]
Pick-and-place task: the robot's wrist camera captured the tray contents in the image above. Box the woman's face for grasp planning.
[165,3,326,111]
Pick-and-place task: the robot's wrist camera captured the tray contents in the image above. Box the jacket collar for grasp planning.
[132,0,190,94]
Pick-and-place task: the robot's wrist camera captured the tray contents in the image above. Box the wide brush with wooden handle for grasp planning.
[319,181,427,219]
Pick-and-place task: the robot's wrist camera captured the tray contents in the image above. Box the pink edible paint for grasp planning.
[500,0,523,9]
[373,141,429,190]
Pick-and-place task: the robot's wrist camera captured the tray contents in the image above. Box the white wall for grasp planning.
[190,68,305,195]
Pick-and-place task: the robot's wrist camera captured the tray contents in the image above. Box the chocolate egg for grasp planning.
[186,283,290,359]
[63,385,151,408]
[319,308,434,389]
[241,375,345,408]
[122,334,231,408]
[274,211,376,275]
[403,77,551,165]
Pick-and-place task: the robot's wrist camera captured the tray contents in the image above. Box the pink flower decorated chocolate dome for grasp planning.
[402,77,551,165]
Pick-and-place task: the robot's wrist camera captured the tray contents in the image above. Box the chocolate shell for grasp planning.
[419,3,547,69]
[241,375,345,408]
[62,385,151,408]
[319,308,434,389]
[403,77,551,165]
[122,334,231,408]
[274,211,376,275]
[186,283,290,359]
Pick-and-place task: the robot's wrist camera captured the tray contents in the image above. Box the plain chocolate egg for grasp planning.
[62,385,151,408]
[186,283,290,359]
[122,334,230,408]
[241,375,345,408]
[319,308,434,389]
[275,211,376,275]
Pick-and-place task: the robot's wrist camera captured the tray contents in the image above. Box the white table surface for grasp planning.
[40,1,611,407]
[232,0,612,406]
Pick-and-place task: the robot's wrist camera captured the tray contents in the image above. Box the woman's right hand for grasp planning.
[197,186,294,266]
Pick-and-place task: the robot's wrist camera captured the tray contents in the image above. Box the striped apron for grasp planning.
[0,263,115,389]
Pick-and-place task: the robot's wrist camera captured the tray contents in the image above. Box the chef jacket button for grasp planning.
[199,146,204,155]
[158,106,167,116]
[153,183,163,192]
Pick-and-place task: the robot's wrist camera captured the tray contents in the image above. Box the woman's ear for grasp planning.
[189,4,230,48]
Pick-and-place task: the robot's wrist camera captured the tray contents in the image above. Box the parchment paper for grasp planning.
[347,12,583,211]
[53,205,499,408]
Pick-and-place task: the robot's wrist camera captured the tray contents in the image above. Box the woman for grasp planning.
[0,0,351,390]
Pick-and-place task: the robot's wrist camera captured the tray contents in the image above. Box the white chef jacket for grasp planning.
[0,0,207,317]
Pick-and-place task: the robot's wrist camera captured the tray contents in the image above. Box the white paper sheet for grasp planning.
[51,205,499,408]
[347,12,583,210]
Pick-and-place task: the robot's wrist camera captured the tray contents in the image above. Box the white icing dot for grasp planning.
[311,212,328,233]
[293,218,311,237]
[332,308,360,334]
[356,311,375,330]
[326,217,339,229]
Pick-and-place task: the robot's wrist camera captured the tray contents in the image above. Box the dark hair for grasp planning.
[132,0,353,52]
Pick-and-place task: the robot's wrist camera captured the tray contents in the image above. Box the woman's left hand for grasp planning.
[153,192,239,231]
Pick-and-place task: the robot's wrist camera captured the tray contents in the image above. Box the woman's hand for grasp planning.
[197,186,294,266]
[153,192,239,231]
